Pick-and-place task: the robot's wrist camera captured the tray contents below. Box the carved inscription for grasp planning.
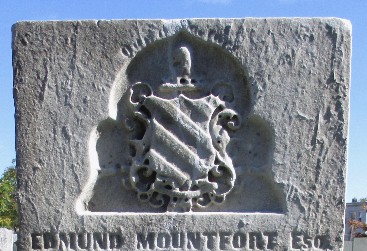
[31,232,123,250]
[30,231,331,250]
[290,232,331,250]
[136,231,277,250]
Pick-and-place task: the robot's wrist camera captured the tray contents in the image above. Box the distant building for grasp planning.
[345,198,367,241]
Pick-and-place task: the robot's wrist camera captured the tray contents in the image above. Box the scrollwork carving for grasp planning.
[120,47,242,212]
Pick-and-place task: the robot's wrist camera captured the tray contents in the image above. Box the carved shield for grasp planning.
[124,58,241,212]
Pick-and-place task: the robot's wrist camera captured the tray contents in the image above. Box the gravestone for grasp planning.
[0,228,14,250]
[13,18,351,250]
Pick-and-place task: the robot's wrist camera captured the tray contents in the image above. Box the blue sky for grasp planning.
[0,0,366,202]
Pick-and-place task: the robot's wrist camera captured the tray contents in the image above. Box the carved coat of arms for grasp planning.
[123,47,241,212]
[78,32,285,214]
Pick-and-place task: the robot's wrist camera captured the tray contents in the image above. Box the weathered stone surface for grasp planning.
[0,228,14,250]
[13,18,351,250]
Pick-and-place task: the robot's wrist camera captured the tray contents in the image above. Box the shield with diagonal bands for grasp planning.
[125,81,240,212]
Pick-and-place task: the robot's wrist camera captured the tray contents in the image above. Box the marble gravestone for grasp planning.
[13,18,351,250]
[0,228,14,250]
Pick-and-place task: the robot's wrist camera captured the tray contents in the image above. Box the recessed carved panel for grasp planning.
[79,31,285,213]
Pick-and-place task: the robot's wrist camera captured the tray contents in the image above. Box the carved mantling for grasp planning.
[125,49,241,211]
[78,31,286,214]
